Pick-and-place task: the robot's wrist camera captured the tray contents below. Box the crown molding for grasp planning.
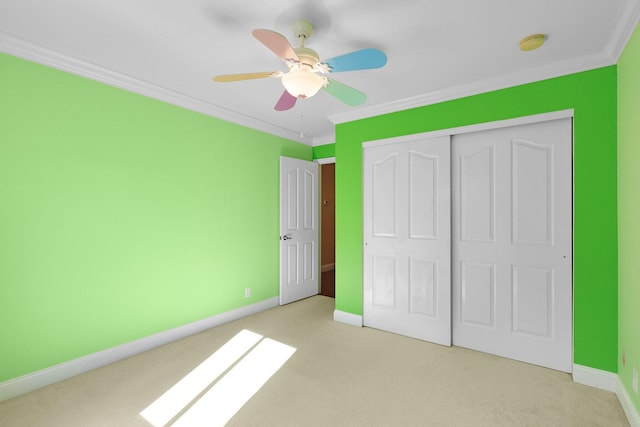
[0,31,313,146]
[330,3,640,127]
[4,0,638,146]
[311,134,336,146]
[605,0,640,62]
[329,51,614,125]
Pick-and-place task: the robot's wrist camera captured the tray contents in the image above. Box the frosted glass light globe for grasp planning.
[282,69,326,99]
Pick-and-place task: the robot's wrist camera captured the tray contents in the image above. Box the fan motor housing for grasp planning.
[292,19,314,40]
[294,47,320,67]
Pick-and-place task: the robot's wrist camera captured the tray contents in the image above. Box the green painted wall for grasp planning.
[312,143,335,159]
[618,22,640,411]
[0,53,311,382]
[335,66,618,372]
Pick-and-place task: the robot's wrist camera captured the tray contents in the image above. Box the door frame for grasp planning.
[316,157,336,297]
[363,110,573,149]
[361,109,575,362]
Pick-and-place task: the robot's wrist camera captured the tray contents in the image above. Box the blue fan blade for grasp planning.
[323,48,387,73]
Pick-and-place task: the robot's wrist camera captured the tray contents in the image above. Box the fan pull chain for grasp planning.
[299,102,305,138]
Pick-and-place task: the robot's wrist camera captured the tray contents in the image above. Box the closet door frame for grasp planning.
[361,109,574,361]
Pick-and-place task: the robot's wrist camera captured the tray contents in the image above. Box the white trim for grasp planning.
[362,110,574,148]
[3,0,638,148]
[572,364,618,392]
[312,135,336,146]
[605,0,640,62]
[617,377,640,427]
[3,0,637,149]
[0,297,279,402]
[330,52,611,126]
[572,366,640,426]
[315,157,336,165]
[0,31,311,146]
[333,310,363,327]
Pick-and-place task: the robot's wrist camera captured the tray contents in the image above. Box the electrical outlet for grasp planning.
[633,368,638,394]
[244,288,251,298]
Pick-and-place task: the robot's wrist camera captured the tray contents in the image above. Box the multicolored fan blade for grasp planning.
[275,90,297,111]
[322,79,366,106]
[322,48,387,73]
[212,72,281,82]
[252,29,300,62]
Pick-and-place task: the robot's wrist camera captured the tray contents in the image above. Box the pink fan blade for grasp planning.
[252,29,300,62]
[275,90,297,111]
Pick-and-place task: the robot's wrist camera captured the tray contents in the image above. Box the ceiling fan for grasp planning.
[213,19,387,111]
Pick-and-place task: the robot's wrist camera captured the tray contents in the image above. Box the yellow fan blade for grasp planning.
[212,72,281,82]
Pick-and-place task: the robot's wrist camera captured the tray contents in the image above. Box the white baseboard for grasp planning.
[572,364,618,392]
[0,297,279,402]
[572,364,640,427]
[617,377,640,427]
[333,310,363,327]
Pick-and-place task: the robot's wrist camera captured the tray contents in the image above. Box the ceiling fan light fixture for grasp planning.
[281,68,326,99]
[212,20,387,111]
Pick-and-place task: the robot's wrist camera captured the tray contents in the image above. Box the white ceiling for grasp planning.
[1,0,639,145]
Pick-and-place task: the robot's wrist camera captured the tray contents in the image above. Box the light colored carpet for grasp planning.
[0,296,629,426]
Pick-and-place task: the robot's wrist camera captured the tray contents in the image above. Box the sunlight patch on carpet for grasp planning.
[140,330,296,426]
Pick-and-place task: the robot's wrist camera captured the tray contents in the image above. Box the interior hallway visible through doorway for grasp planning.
[320,162,335,298]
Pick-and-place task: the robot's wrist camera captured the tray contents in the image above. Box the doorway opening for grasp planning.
[320,162,335,298]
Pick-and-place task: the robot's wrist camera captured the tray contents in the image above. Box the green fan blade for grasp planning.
[322,79,367,106]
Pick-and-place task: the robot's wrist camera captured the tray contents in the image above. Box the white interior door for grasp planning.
[280,157,319,305]
[451,118,572,372]
[363,136,451,345]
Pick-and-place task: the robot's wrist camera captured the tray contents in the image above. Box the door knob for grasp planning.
[281,234,293,240]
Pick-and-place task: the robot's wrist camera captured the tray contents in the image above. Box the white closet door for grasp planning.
[363,136,451,345]
[452,118,572,372]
